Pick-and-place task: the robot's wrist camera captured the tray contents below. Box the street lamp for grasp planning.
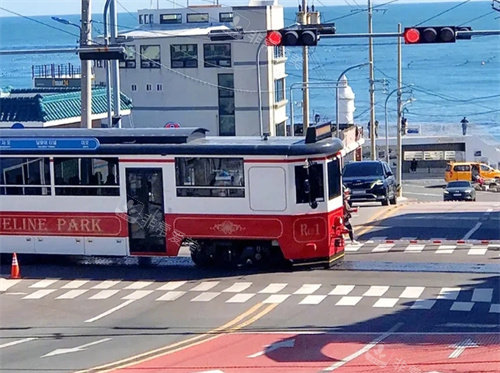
[384,85,413,164]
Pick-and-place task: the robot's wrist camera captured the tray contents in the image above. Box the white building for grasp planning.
[94,1,288,136]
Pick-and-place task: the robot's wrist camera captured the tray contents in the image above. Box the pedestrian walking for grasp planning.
[401,117,407,135]
[460,117,469,135]
[374,120,379,138]
[410,158,418,173]
[343,188,358,244]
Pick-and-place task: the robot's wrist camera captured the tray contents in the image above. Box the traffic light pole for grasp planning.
[301,0,310,134]
[396,23,403,197]
[80,0,92,129]
[256,40,266,136]
[368,0,376,160]
[110,0,122,128]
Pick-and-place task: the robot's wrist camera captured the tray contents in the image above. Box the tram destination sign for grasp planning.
[0,137,100,151]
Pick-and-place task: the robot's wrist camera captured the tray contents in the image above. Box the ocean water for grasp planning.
[0,1,499,141]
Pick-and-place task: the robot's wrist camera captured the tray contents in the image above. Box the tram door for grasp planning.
[125,168,166,254]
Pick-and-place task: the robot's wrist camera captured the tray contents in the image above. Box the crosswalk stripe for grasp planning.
[259,283,287,294]
[373,298,399,308]
[363,286,389,297]
[122,290,154,300]
[410,299,436,309]
[450,301,474,311]
[156,281,186,291]
[404,244,425,253]
[191,292,220,302]
[226,293,255,303]
[92,280,121,289]
[336,296,362,306]
[263,294,290,304]
[438,287,461,300]
[468,247,488,255]
[489,304,500,313]
[30,279,58,288]
[191,282,219,291]
[222,282,252,293]
[436,245,456,254]
[89,290,119,299]
[56,289,88,299]
[399,286,425,298]
[0,278,20,292]
[329,285,354,295]
[61,280,89,289]
[156,291,186,301]
[294,284,321,295]
[300,295,327,305]
[124,281,153,290]
[345,244,362,252]
[472,288,493,302]
[372,243,394,252]
[23,289,57,299]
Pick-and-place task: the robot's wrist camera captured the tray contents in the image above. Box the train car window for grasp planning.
[295,163,324,204]
[54,157,119,196]
[175,157,244,197]
[0,157,51,195]
[327,159,341,200]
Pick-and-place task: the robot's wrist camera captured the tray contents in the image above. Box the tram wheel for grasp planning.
[189,241,214,267]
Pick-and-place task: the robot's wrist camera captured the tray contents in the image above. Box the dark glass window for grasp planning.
[327,159,341,200]
[119,46,136,68]
[187,13,209,23]
[171,44,198,68]
[160,13,182,24]
[140,45,161,68]
[0,157,51,195]
[175,157,244,198]
[218,74,235,136]
[54,158,119,196]
[274,46,284,59]
[204,43,231,67]
[295,163,324,204]
[274,78,285,103]
[219,12,233,22]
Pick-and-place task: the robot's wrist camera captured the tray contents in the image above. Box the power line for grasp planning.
[413,0,471,27]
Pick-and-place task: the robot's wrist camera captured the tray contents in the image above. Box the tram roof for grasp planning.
[0,127,344,156]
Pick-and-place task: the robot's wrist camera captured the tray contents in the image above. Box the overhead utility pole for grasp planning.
[110,0,122,128]
[396,23,403,197]
[368,0,376,159]
[300,0,310,134]
[80,0,92,128]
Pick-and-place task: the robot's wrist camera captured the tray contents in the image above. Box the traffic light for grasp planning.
[266,29,319,47]
[403,26,457,44]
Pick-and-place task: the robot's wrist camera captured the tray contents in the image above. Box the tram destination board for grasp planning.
[0,137,100,151]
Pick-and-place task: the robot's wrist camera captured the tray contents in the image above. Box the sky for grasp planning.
[0,0,490,17]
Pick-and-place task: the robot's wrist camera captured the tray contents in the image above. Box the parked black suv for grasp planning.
[342,160,397,206]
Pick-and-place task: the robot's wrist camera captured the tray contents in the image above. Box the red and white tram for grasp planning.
[0,125,347,268]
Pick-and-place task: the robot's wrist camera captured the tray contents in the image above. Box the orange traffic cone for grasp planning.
[10,253,20,279]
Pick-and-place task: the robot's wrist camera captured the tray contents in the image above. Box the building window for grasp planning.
[139,14,143,24]
[140,45,161,68]
[156,84,163,91]
[0,157,51,195]
[160,13,182,24]
[274,78,285,103]
[146,84,152,91]
[295,163,324,204]
[218,74,235,136]
[219,12,233,22]
[175,157,244,198]
[95,60,104,68]
[274,46,285,59]
[131,84,137,91]
[119,46,136,68]
[149,14,154,24]
[170,44,198,68]
[204,43,231,68]
[187,13,209,23]
[54,158,119,196]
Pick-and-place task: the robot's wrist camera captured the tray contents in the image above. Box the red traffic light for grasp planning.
[404,28,420,44]
[403,26,457,44]
[266,29,319,47]
[266,31,282,46]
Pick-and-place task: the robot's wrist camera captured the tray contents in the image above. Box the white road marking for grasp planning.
[345,244,362,252]
[61,280,89,289]
[363,286,389,297]
[222,282,252,293]
[85,300,135,323]
[436,245,456,254]
[191,292,220,302]
[124,281,153,290]
[248,338,295,358]
[372,243,394,252]
[468,246,488,255]
[300,295,327,305]
[0,279,20,292]
[259,283,287,294]
[472,288,493,302]
[463,222,482,240]
[23,289,57,299]
[122,290,153,300]
[399,286,425,298]
[42,338,112,357]
[226,293,255,303]
[448,338,478,359]
[410,299,436,310]
[156,291,186,301]
[0,338,36,349]
[336,296,362,306]
[156,281,186,291]
[263,294,290,304]
[450,302,475,311]
[89,290,119,300]
[30,279,58,288]
[191,282,219,291]
[322,322,403,371]
[404,244,425,253]
[294,284,321,295]
[92,280,120,289]
[373,298,399,308]
[441,322,498,328]
[438,287,461,300]
[329,285,354,295]
[56,289,89,299]
[489,304,500,313]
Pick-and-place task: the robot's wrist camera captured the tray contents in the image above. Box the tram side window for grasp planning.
[0,157,51,195]
[295,163,324,204]
[54,157,119,196]
[327,158,342,200]
[175,157,244,197]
